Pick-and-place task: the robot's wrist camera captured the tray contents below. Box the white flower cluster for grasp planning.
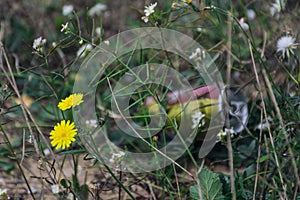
[33,37,46,52]
[216,128,235,142]
[276,35,298,59]
[109,151,125,164]
[141,2,157,23]
[191,111,206,129]
[85,119,98,128]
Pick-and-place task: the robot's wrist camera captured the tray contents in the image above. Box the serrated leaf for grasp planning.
[190,168,224,200]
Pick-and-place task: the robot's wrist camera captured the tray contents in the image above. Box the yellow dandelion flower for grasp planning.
[58,93,83,111]
[50,120,77,150]
[186,0,192,4]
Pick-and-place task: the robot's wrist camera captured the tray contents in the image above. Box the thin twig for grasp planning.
[146,180,157,200]
[260,31,267,59]
[253,110,263,200]
[172,163,181,200]
[20,128,26,165]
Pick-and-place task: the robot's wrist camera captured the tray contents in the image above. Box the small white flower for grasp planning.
[0,188,7,196]
[141,2,157,23]
[144,2,157,17]
[191,111,206,129]
[256,117,272,130]
[168,90,184,104]
[62,5,74,16]
[141,15,149,23]
[171,2,181,9]
[85,119,98,128]
[51,184,60,194]
[88,3,107,16]
[28,135,32,143]
[289,92,296,97]
[276,36,298,58]
[60,22,69,33]
[109,151,125,164]
[246,9,256,20]
[189,48,205,60]
[239,18,249,31]
[216,128,235,141]
[210,5,216,10]
[76,44,93,58]
[103,40,110,46]
[257,122,269,130]
[225,128,235,135]
[95,27,102,37]
[43,148,50,156]
[270,0,286,17]
[196,27,202,32]
[270,6,278,17]
[33,37,46,51]
[217,130,226,138]
[171,1,189,9]
[189,48,200,59]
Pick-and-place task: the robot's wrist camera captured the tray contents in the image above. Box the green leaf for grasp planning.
[259,155,269,163]
[190,185,201,199]
[190,168,224,200]
[60,179,69,188]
